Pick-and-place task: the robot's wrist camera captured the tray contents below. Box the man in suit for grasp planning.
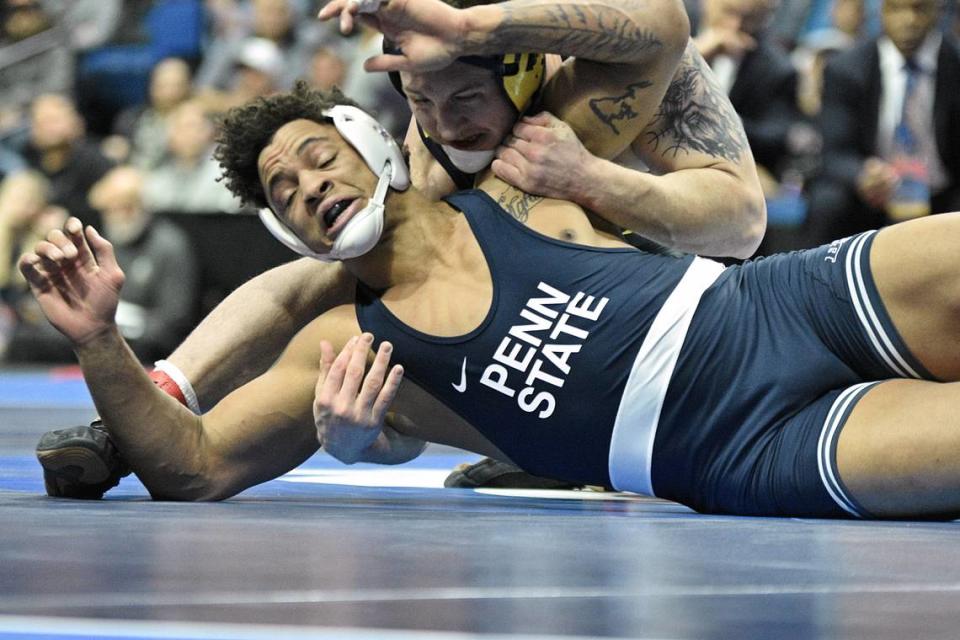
[693,0,799,180]
[807,0,960,242]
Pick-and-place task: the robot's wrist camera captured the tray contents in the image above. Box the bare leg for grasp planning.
[871,213,960,380]
[837,379,960,518]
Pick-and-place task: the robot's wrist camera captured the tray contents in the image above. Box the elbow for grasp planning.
[704,181,766,260]
[658,2,692,62]
[141,454,242,502]
[144,473,238,502]
[732,195,767,260]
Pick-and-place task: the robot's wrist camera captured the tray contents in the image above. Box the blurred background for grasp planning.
[1,0,957,365]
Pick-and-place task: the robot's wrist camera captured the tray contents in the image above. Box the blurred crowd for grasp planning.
[0,0,958,363]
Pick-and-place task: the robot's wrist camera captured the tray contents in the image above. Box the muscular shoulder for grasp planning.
[632,40,750,171]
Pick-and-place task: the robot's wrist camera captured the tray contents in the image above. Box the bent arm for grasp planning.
[501,41,763,257]
[80,307,371,501]
[571,43,765,258]
[460,0,690,65]
[166,257,355,409]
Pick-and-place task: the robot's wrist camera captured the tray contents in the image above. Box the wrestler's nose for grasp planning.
[299,170,332,214]
[434,108,464,143]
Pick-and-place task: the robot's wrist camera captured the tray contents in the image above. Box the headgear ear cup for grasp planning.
[381,39,546,116]
[258,105,410,261]
[498,52,545,115]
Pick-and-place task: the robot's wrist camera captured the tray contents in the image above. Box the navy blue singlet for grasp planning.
[355,190,693,486]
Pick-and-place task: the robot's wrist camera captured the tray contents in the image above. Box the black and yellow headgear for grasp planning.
[383,39,546,117]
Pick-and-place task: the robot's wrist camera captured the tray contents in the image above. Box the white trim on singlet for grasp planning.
[608,257,727,496]
[844,231,921,379]
[817,381,878,518]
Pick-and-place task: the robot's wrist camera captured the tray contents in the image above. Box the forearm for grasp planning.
[167,258,354,408]
[462,0,689,64]
[574,155,765,258]
[74,327,212,500]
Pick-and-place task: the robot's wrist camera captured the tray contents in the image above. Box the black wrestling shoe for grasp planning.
[35,421,130,499]
[444,457,585,490]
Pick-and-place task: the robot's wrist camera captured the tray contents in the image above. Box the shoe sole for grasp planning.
[37,445,113,486]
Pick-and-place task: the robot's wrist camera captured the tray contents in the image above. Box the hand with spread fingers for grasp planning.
[17,217,125,346]
[314,332,405,464]
[493,112,594,201]
[318,0,464,73]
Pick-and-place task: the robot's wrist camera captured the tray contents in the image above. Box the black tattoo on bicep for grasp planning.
[589,80,655,135]
[497,190,543,223]
[494,3,663,61]
[644,43,748,163]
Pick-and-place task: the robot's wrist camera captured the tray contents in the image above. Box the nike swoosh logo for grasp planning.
[452,357,467,393]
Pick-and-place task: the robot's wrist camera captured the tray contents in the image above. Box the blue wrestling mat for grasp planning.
[2,367,960,640]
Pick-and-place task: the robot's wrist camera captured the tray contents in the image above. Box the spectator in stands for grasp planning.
[109,57,194,169]
[308,46,347,92]
[20,93,113,229]
[0,143,25,181]
[341,26,412,140]
[195,0,328,92]
[72,0,205,135]
[143,101,242,214]
[795,0,865,118]
[57,0,123,51]
[806,0,960,243]
[0,170,70,361]
[203,0,248,40]
[694,0,800,187]
[0,0,73,138]
[89,166,198,362]
[195,37,284,114]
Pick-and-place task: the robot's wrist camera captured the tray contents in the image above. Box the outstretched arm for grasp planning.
[19,218,366,500]
[165,257,356,409]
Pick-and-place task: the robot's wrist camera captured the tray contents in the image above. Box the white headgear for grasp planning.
[258,105,410,261]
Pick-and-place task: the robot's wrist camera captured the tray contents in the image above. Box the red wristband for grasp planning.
[148,369,188,407]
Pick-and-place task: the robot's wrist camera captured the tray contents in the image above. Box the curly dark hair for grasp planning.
[214,82,360,210]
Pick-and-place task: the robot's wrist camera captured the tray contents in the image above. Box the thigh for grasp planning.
[708,383,880,519]
[871,213,960,380]
[837,378,960,519]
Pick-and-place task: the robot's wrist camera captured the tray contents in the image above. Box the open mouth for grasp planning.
[323,198,357,229]
[449,133,485,150]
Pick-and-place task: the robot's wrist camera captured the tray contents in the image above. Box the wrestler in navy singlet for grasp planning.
[357,190,693,486]
[356,190,934,518]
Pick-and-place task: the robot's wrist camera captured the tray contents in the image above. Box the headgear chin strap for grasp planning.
[440,146,496,174]
[258,105,410,262]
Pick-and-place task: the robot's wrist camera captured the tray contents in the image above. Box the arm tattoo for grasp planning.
[589,80,654,135]
[644,43,748,163]
[497,190,543,223]
[492,2,663,62]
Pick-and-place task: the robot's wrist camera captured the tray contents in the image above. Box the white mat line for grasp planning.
[0,614,656,640]
[6,581,960,611]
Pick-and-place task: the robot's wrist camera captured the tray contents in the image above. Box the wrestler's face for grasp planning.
[401,61,516,151]
[257,118,378,256]
[882,0,941,58]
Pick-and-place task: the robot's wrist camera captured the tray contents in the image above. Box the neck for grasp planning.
[343,189,457,291]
